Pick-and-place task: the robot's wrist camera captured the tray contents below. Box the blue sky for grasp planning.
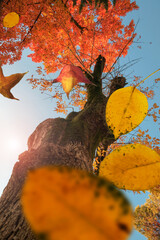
[0,1,160,239]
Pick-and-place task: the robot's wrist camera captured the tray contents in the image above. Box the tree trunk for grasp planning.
[0,56,126,239]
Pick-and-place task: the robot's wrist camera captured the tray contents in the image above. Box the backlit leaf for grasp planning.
[106,86,148,139]
[53,65,94,98]
[99,144,160,191]
[21,166,132,240]
[3,12,19,28]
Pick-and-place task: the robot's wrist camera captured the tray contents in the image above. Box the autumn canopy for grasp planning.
[1,0,138,98]
[1,1,160,240]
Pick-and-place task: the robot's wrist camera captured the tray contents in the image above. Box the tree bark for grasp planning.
[0,55,126,239]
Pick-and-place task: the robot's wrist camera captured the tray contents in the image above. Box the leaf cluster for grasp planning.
[72,0,117,13]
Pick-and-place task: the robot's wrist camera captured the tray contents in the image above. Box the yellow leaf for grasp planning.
[21,166,133,240]
[3,12,19,28]
[99,144,160,191]
[61,76,76,99]
[106,87,148,139]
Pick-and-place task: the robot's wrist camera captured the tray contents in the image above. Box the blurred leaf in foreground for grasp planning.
[21,166,132,240]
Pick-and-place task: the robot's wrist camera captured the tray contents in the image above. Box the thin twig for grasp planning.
[102,19,140,81]
[21,8,43,44]
[136,69,160,87]
[102,35,135,80]
[119,58,141,73]
[90,27,96,67]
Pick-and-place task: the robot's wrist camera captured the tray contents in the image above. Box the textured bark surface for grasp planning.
[0,55,126,239]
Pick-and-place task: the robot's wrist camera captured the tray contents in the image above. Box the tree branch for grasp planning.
[21,8,43,44]
[85,55,106,103]
[62,0,87,33]
[102,35,135,81]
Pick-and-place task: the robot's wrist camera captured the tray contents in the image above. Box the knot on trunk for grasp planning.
[109,76,127,95]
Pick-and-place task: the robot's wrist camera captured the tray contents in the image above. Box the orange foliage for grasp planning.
[155,78,160,83]
[148,103,160,123]
[0,0,138,112]
[130,128,160,150]
[0,0,138,68]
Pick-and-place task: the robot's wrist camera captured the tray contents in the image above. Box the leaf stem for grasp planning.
[136,69,160,87]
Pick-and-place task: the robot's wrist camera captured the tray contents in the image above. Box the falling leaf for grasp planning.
[99,143,160,191]
[106,86,148,139]
[21,166,133,240]
[52,65,94,98]
[0,63,28,100]
[3,12,19,28]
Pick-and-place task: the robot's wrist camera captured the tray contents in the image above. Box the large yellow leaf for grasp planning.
[21,166,132,240]
[106,86,148,139]
[3,12,19,28]
[99,144,160,191]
